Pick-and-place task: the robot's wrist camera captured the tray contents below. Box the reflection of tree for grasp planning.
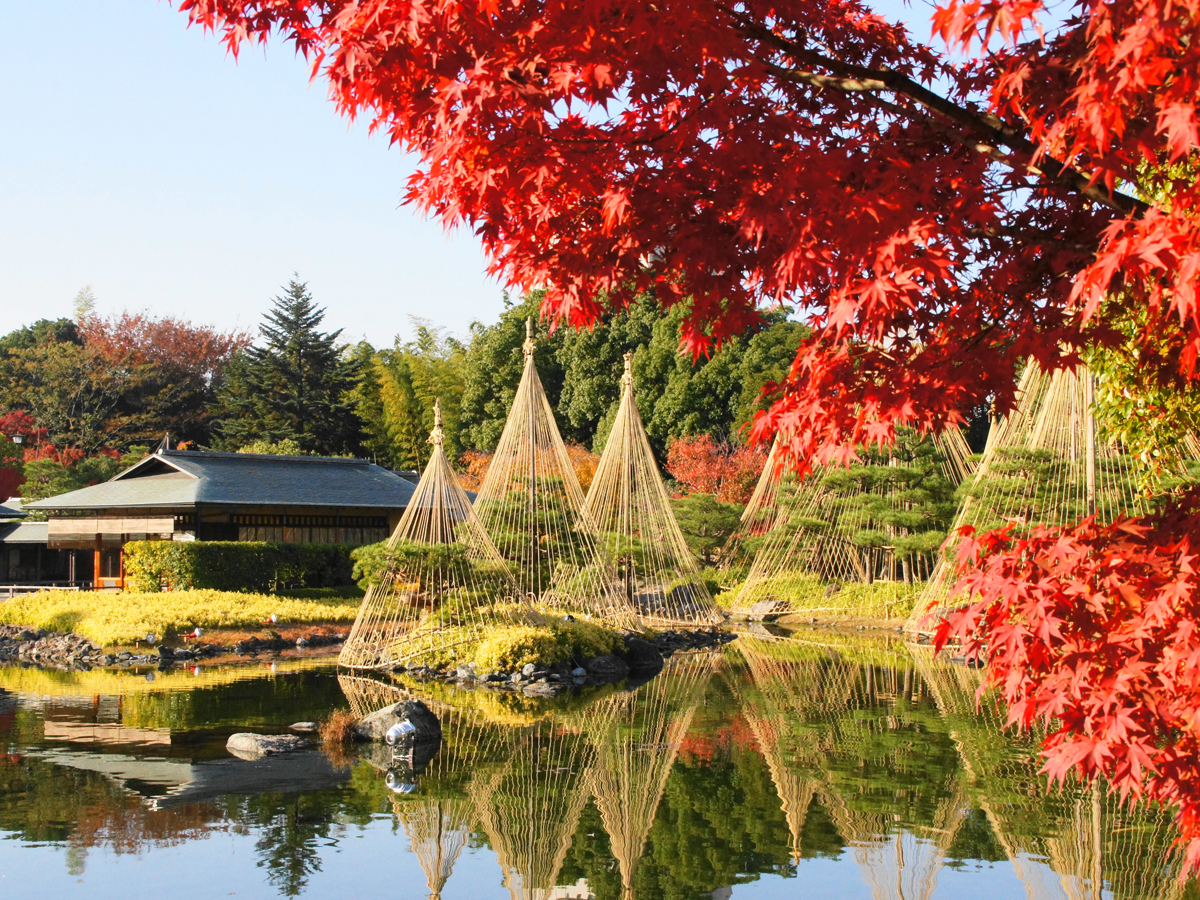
[729,634,967,899]
[394,799,471,900]
[584,653,716,897]
[909,646,1189,900]
[471,716,596,900]
[240,793,334,898]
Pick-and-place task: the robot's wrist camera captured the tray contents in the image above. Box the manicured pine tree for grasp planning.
[216,278,362,455]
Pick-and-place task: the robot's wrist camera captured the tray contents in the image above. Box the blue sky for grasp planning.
[0,0,935,348]
[0,1,502,347]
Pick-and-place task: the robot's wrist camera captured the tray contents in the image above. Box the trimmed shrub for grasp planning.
[124,541,355,593]
[470,618,624,673]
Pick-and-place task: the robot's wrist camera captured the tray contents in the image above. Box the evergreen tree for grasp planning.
[214,278,362,455]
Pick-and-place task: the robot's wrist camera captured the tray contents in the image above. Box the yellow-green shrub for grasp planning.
[0,589,362,647]
[470,618,624,673]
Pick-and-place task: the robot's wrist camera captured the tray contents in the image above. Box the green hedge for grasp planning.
[124,541,356,593]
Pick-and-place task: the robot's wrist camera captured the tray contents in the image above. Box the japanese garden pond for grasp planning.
[0,628,1192,900]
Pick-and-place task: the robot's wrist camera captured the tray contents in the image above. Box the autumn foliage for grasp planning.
[666,434,767,505]
[181,0,1200,469]
[178,0,1200,864]
[934,498,1200,870]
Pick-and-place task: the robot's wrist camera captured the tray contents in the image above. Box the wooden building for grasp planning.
[20,450,418,590]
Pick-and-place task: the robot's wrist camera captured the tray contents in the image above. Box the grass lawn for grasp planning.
[0,588,364,647]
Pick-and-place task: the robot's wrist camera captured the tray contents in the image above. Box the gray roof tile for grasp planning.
[25,450,416,511]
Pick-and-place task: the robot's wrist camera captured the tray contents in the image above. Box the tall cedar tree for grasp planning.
[216,279,361,455]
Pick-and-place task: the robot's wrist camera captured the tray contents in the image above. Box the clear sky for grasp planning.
[0,1,504,348]
[0,0,935,349]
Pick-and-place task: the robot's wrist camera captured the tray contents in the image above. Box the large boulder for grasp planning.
[582,654,630,683]
[226,733,310,760]
[619,635,664,674]
[352,700,442,745]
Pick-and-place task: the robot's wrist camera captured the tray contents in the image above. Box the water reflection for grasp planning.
[0,636,1194,899]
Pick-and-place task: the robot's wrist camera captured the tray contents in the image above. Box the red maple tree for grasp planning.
[177,0,1200,862]
[666,434,767,504]
[179,0,1198,463]
[936,498,1200,870]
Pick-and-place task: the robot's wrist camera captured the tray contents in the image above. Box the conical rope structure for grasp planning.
[904,361,1172,634]
[340,401,530,670]
[907,647,1188,900]
[469,715,597,900]
[716,437,788,575]
[728,632,965,897]
[473,320,638,629]
[727,430,972,621]
[585,353,724,627]
[396,800,472,900]
[582,651,718,898]
[338,673,520,899]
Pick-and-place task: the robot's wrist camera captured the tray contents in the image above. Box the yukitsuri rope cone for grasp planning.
[473,320,638,628]
[584,353,724,627]
[726,632,965,894]
[904,362,1161,635]
[338,674,521,900]
[397,801,471,900]
[908,647,1188,899]
[726,430,971,621]
[716,438,787,575]
[340,402,528,670]
[584,652,717,898]
[469,714,597,900]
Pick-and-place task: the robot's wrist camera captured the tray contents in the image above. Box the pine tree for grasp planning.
[215,278,362,455]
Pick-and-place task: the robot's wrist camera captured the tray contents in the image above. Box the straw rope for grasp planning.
[473,321,638,628]
[585,353,724,627]
[904,362,1167,634]
[727,431,972,621]
[340,400,531,669]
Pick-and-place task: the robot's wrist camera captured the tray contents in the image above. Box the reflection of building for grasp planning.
[545,880,594,899]
[22,692,350,805]
[19,449,418,589]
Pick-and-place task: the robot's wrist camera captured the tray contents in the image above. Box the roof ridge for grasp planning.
[160,450,369,466]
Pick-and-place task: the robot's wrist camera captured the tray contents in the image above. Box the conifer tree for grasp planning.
[215,278,361,455]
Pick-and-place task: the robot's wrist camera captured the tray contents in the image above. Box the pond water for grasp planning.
[0,629,1192,900]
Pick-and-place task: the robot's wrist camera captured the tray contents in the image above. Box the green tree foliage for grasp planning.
[0,340,133,453]
[671,494,744,564]
[461,292,806,457]
[459,292,568,452]
[0,318,81,354]
[354,319,467,468]
[215,278,362,455]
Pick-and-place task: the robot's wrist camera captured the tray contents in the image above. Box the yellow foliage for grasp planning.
[471,618,622,673]
[0,657,329,698]
[0,589,361,647]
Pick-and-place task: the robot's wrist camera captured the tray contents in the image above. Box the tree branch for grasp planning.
[719,6,1149,217]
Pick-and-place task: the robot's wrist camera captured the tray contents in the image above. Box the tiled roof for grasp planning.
[0,522,48,543]
[25,450,416,511]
